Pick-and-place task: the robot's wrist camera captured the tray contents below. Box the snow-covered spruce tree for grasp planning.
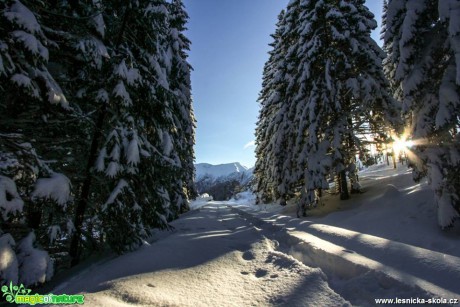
[384,0,460,228]
[0,0,70,198]
[167,0,197,204]
[66,0,195,258]
[21,0,115,264]
[138,0,195,220]
[255,10,288,202]
[0,0,75,285]
[286,0,399,204]
[255,1,303,203]
[381,0,403,103]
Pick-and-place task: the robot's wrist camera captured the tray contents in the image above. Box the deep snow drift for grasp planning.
[48,163,460,306]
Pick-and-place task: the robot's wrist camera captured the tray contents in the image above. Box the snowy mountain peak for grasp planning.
[194,162,254,200]
[195,162,249,180]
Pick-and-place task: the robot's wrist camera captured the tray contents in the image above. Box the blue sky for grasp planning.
[184,0,384,168]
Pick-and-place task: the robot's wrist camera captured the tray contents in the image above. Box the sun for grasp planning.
[392,133,414,156]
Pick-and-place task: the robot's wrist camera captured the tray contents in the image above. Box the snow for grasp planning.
[229,190,256,205]
[11,30,48,60]
[47,225,61,244]
[11,73,33,90]
[96,89,109,103]
[146,3,169,15]
[437,191,460,228]
[126,137,140,165]
[162,131,173,156]
[113,81,132,106]
[189,193,213,210]
[4,0,42,34]
[95,147,107,172]
[103,179,129,210]
[50,164,460,306]
[114,60,141,86]
[195,162,250,180]
[385,0,460,228]
[92,13,105,38]
[17,232,54,286]
[40,72,69,109]
[0,176,24,220]
[66,219,75,235]
[52,205,348,306]
[105,161,119,178]
[31,173,71,208]
[436,64,458,128]
[75,37,109,69]
[110,143,121,162]
[0,233,18,285]
[149,55,169,89]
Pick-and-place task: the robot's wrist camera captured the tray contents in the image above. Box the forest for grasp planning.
[1,0,459,292]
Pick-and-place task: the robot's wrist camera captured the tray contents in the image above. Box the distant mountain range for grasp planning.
[194,162,254,200]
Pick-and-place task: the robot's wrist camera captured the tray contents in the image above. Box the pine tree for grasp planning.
[384,0,460,228]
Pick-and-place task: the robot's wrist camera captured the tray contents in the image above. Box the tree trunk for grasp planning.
[69,106,106,266]
[339,170,349,200]
[346,116,360,194]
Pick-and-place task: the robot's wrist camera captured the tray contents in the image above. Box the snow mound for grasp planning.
[0,233,18,285]
[229,190,256,205]
[17,232,54,286]
[189,193,213,210]
[1,232,53,287]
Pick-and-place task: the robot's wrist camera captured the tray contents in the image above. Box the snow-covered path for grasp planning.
[52,204,349,306]
[51,164,460,306]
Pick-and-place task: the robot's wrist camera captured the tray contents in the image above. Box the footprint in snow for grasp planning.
[240,269,269,278]
[255,269,268,278]
[242,251,255,261]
